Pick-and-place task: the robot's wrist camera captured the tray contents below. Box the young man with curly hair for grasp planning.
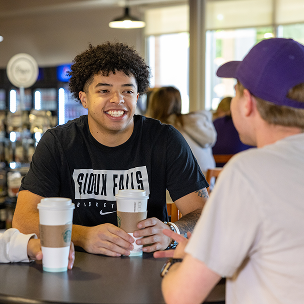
[157,38,304,304]
[13,42,209,256]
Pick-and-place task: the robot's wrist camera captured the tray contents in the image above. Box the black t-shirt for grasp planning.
[21,115,208,226]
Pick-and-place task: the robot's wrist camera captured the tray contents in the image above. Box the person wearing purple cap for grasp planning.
[156,38,304,304]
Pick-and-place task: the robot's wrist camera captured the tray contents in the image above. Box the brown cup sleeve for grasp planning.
[117,211,147,233]
[39,224,72,248]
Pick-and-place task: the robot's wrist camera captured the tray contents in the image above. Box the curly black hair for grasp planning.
[68,42,150,101]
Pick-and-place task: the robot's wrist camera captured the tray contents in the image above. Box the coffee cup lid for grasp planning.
[37,198,75,210]
[115,189,149,199]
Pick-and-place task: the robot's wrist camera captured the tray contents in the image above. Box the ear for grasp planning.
[79,91,87,108]
[136,93,139,103]
[242,89,254,117]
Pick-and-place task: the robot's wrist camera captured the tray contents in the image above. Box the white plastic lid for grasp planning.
[115,189,149,199]
[37,198,75,210]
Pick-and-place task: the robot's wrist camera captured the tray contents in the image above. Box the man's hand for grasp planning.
[76,223,135,256]
[27,239,75,269]
[133,218,172,252]
[158,229,221,304]
[153,229,191,259]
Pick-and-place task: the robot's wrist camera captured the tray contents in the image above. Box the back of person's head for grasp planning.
[237,81,304,129]
[147,86,182,124]
[213,97,232,119]
[68,42,150,102]
[216,38,304,129]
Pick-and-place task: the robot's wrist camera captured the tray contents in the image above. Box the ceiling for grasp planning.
[0,0,187,17]
[0,0,188,68]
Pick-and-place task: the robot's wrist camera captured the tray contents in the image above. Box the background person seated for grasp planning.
[212,96,254,166]
[147,86,217,175]
[212,96,232,120]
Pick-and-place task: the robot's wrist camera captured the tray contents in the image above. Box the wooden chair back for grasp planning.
[166,190,182,222]
[166,202,181,222]
[213,154,234,165]
[205,167,223,194]
[166,165,227,221]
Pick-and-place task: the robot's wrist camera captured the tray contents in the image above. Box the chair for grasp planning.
[205,168,223,194]
[167,202,181,222]
[168,168,224,220]
[213,154,234,166]
[166,190,182,221]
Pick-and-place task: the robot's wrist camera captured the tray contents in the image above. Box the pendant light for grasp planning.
[109,7,145,29]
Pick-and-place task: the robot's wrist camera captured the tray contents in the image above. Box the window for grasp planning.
[146,33,189,113]
[145,5,189,113]
[206,27,274,110]
[205,0,304,110]
[278,23,304,45]
[145,1,304,111]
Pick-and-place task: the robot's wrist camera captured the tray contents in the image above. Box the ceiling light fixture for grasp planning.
[109,7,145,29]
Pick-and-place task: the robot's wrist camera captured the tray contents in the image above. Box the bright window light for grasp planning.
[212,98,221,110]
[34,90,41,110]
[264,32,274,38]
[34,132,42,143]
[10,132,17,142]
[148,36,156,88]
[9,162,17,170]
[147,33,189,113]
[58,88,65,125]
[10,90,17,113]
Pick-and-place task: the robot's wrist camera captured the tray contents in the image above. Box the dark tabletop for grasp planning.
[0,251,168,304]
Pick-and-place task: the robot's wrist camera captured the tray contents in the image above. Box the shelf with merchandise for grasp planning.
[0,109,55,225]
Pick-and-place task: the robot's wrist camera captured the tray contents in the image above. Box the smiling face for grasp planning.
[79,70,139,146]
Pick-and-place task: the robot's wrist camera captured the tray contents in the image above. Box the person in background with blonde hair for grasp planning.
[212,96,232,120]
[212,96,253,166]
[147,86,216,174]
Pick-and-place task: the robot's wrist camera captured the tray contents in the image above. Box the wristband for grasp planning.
[160,258,183,278]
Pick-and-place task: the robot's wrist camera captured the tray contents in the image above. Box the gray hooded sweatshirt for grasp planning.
[168,110,217,174]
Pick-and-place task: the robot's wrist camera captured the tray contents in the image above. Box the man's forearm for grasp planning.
[12,212,40,236]
[12,190,43,236]
[174,209,202,235]
[162,254,221,304]
[71,224,90,248]
[174,188,208,235]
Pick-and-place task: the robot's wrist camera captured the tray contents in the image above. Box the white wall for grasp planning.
[0,6,145,68]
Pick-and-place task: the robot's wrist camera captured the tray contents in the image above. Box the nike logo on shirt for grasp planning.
[100,210,117,216]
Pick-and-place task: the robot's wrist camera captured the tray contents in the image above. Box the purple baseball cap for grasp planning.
[216,38,304,109]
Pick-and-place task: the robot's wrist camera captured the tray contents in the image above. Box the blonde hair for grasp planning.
[146,86,183,126]
[213,96,232,119]
[237,81,304,129]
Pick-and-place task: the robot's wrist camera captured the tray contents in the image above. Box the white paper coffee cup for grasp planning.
[37,198,75,272]
[115,190,148,256]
